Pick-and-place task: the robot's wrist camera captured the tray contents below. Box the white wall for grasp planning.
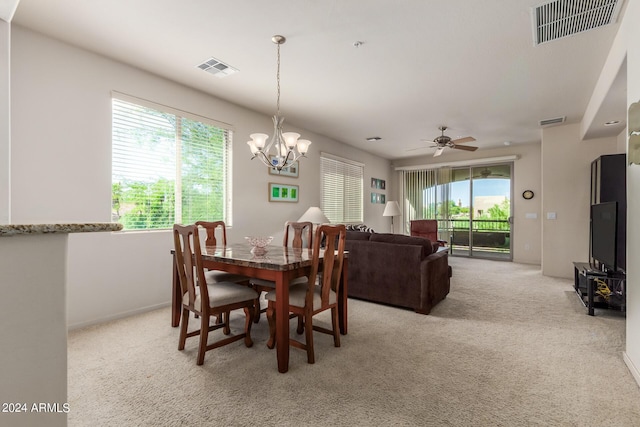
[624,0,640,388]
[0,19,9,224]
[0,234,68,427]
[10,26,391,328]
[540,124,620,278]
[392,142,542,265]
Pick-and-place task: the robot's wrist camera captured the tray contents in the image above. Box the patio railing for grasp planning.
[436,219,511,250]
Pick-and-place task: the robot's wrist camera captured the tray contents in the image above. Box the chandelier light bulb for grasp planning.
[247,141,259,155]
[282,132,300,149]
[249,133,269,150]
[297,139,311,154]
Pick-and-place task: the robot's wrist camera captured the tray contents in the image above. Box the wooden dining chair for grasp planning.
[195,221,250,284]
[250,221,313,323]
[173,224,258,365]
[265,224,346,364]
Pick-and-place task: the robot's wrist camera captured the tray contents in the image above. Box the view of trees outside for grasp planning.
[447,178,511,232]
[112,100,228,230]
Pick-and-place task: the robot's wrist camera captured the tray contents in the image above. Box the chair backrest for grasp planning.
[306,224,346,307]
[283,221,313,249]
[173,224,209,311]
[410,219,438,242]
[195,221,227,247]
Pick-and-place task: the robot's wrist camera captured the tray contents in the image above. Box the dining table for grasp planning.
[171,242,348,373]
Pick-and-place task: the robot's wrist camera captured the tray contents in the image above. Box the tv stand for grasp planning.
[573,262,626,315]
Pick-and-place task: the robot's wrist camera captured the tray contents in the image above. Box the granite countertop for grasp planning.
[0,223,123,237]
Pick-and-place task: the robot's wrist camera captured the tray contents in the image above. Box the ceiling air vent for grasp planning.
[196,57,238,78]
[539,116,566,126]
[533,0,622,45]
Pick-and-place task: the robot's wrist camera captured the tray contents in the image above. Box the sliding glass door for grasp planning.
[448,164,512,260]
[402,163,513,260]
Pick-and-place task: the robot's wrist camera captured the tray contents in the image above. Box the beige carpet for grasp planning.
[68,258,640,426]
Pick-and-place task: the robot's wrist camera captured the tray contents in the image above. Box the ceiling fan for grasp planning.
[414,126,478,157]
[475,167,507,178]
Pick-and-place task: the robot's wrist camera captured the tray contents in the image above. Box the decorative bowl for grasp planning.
[245,236,273,249]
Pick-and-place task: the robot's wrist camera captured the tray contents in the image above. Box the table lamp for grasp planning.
[383,201,401,233]
[298,206,329,225]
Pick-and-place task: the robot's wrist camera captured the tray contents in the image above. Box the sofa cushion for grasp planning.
[369,233,433,256]
[346,230,372,241]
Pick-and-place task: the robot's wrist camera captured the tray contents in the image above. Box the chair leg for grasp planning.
[266,301,276,349]
[197,313,209,365]
[253,294,261,323]
[222,311,231,335]
[243,306,254,347]
[304,312,315,364]
[331,306,341,347]
[296,314,304,334]
[178,308,189,350]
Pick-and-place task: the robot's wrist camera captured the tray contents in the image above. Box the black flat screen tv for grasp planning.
[590,201,618,273]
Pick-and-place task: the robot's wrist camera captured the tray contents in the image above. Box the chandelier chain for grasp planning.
[276,42,281,117]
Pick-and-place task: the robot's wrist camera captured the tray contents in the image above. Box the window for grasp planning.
[112,94,232,230]
[320,153,363,223]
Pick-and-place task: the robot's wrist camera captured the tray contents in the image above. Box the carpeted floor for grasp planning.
[68,258,640,426]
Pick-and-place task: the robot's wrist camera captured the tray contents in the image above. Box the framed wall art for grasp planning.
[371,178,386,190]
[268,156,299,178]
[269,182,299,202]
[371,192,385,204]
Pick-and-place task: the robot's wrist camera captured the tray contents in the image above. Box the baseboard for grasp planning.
[68,301,171,331]
[623,351,640,389]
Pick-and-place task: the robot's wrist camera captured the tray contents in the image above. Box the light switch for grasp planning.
[525,213,537,219]
[547,212,557,220]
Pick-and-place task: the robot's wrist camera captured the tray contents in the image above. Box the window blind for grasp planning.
[401,168,451,234]
[320,153,363,223]
[112,97,231,230]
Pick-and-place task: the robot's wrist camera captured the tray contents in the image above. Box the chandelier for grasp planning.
[247,35,311,171]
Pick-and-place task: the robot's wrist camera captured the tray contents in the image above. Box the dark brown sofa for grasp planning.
[345,231,451,314]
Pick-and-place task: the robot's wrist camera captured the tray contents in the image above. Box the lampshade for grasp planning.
[298,206,329,224]
[383,201,401,217]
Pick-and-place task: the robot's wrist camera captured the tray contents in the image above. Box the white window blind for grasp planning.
[320,153,363,223]
[112,96,232,230]
[401,168,451,234]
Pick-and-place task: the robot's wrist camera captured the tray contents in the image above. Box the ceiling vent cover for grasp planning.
[539,116,566,126]
[533,0,622,45]
[196,57,238,78]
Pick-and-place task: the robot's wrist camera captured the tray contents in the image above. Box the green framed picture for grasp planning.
[269,183,299,203]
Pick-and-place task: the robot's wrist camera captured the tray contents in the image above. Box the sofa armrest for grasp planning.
[418,250,450,314]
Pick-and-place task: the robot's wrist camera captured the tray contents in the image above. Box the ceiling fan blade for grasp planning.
[452,144,478,152]
[451,136,476,144]
[406,145,435,152]
[433,147,445,157]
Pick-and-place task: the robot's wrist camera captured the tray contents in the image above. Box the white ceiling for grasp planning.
[11,0,628,159]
